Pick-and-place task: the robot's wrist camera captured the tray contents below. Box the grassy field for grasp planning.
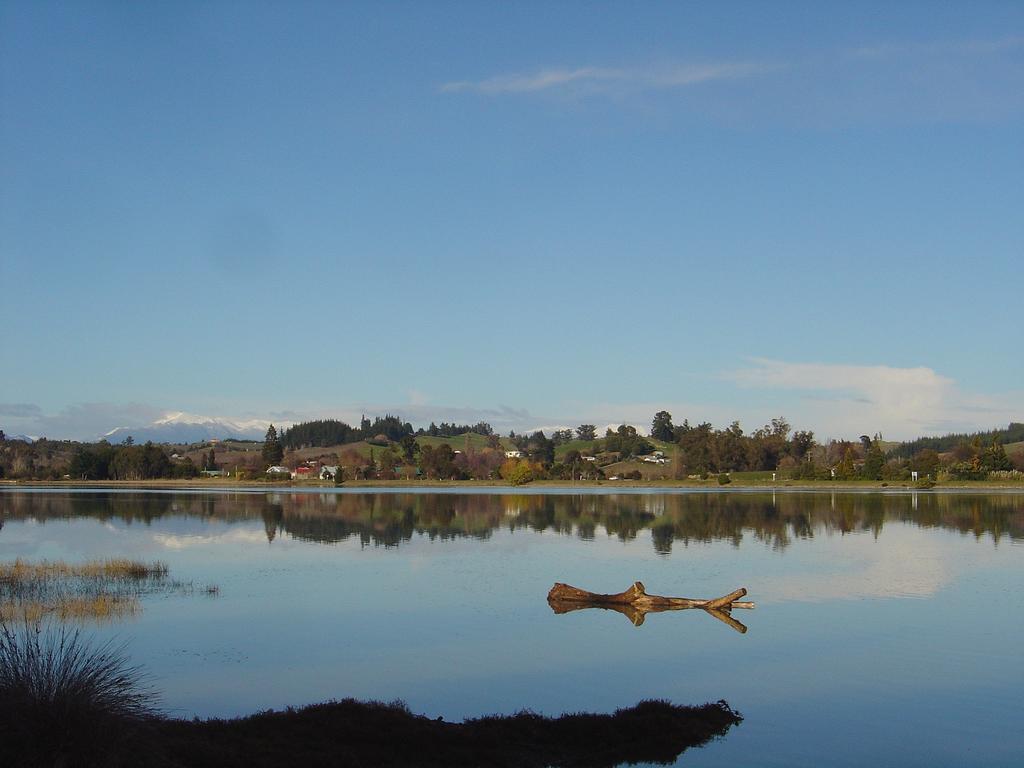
[553,436,678,461]
[553,439,598,459]
[414,433,514,452]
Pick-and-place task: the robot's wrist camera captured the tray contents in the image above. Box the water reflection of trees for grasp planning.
[1,491,1021,552]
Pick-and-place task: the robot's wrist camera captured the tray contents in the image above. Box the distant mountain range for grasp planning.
[102,412,281,445]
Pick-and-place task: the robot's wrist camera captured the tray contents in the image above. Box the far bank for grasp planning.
[3,478,1024,492]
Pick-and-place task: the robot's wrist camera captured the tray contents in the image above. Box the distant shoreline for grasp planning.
[3,478,1022,491]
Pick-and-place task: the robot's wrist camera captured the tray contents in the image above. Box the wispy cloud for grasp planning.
[851,35,1024,60]
[440,60,776,95]
[0,403,42,418]
[440,36,1024,123]
[440,34,1022,96]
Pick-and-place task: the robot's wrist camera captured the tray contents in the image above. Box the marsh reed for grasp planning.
[0,558,193,623]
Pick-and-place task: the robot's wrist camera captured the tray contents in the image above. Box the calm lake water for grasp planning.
[2,487,1022,766]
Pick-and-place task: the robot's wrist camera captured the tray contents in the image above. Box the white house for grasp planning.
[266,465,289,475]
[320,465,340,481]
[642,455,669,465]
[505,450,523,459]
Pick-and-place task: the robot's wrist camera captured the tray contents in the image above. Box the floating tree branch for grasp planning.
[547,581,755,633]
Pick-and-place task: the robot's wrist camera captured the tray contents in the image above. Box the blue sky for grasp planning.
[2,1,1022,441]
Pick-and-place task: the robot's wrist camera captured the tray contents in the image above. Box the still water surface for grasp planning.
[2,487,1022,766]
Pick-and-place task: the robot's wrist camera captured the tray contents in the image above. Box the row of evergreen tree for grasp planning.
[280,415,414,449]
[891,422,1024,459]
[280,416,499,449]
[417,421,495,438]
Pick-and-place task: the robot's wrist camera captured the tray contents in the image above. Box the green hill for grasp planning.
[415,434,513,452]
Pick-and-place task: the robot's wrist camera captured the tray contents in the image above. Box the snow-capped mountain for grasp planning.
[103,412,288,445]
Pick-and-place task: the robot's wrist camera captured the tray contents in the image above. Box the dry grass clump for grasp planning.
[0,558,168,582]
[0,622,158,767]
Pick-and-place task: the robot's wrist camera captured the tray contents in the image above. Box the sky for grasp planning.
[1,1,1022,442]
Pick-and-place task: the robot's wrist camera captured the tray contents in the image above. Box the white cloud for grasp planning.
[727,358,1022,440]
[440,60,775,95]
[0,403,42,418]
[731,358,953,410]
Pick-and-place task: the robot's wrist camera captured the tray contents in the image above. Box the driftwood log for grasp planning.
[547,581,754,633]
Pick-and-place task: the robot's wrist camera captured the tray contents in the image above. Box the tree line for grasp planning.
[891,422,1024,459]
[280,416,503,450]
[66,441,200,481]
[2,413,1022,483]
[419,421,495,438]
[280,415,414,449]
[647,412,815,475]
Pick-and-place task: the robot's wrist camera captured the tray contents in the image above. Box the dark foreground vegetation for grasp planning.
[156,698,741,768]
[0,624,741,768]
